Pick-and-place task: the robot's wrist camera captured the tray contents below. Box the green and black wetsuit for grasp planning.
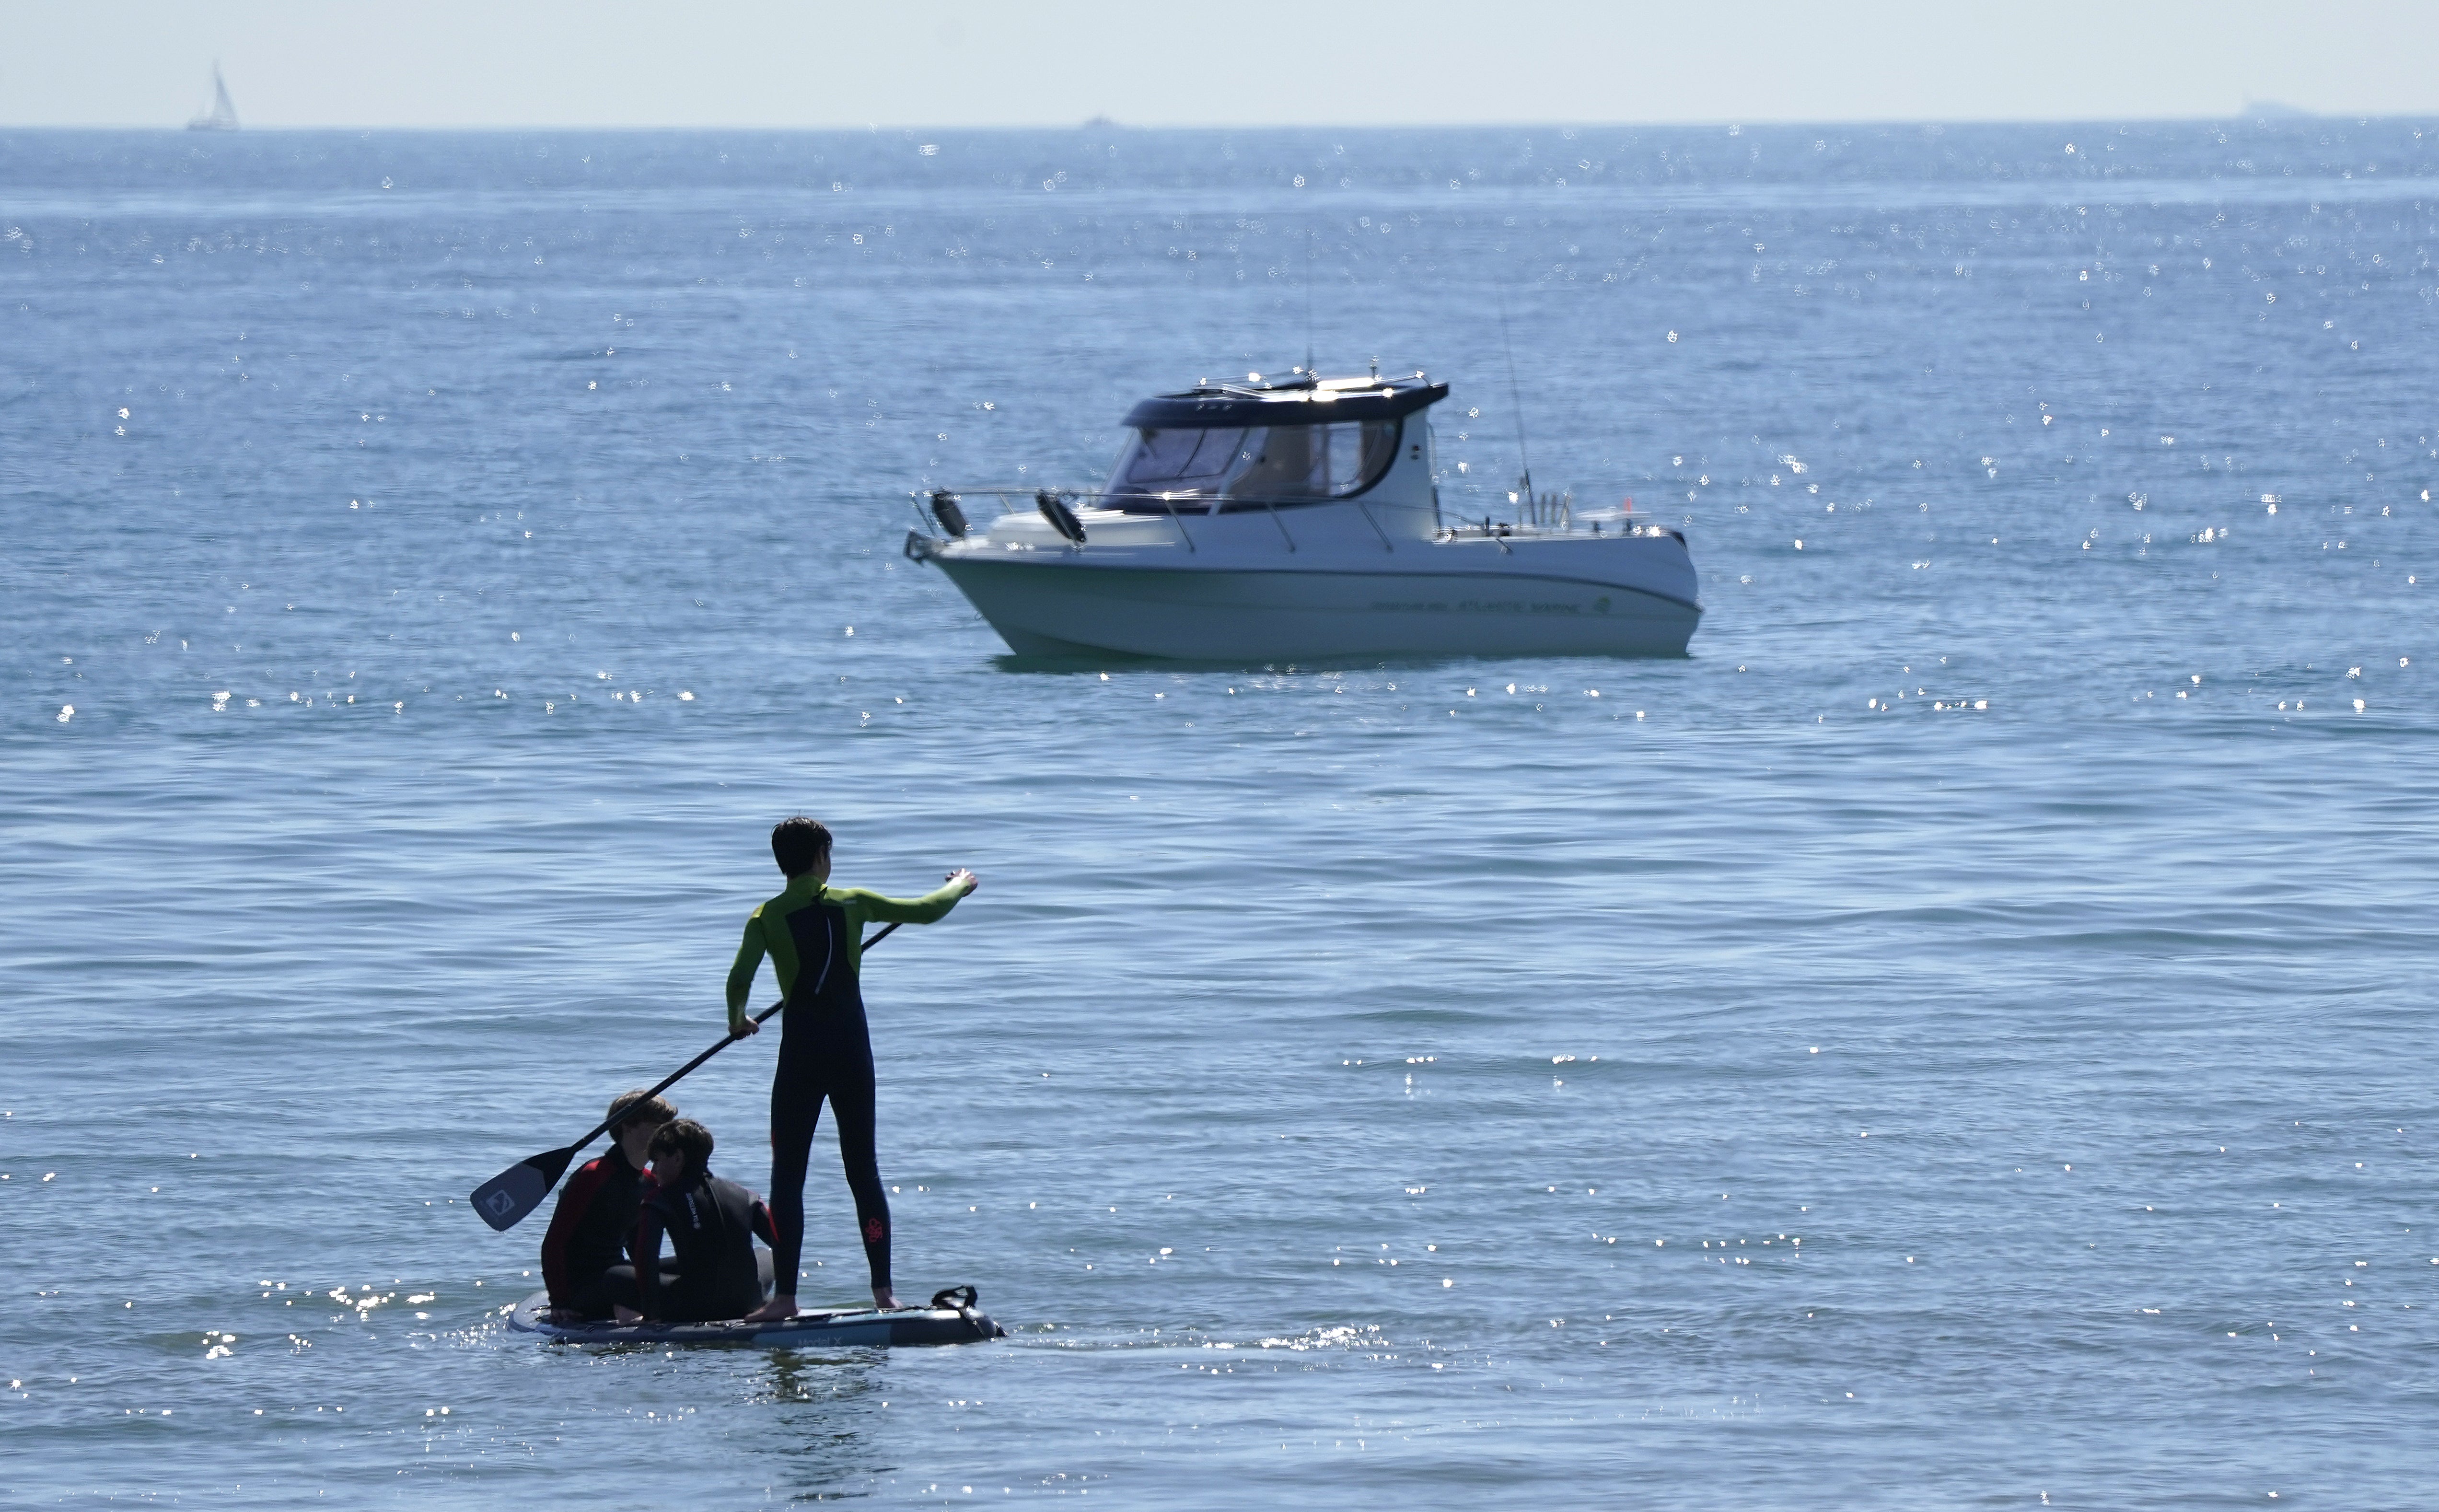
[728,874,965,1296]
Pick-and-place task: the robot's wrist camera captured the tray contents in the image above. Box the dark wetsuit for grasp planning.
[727,874,965,1295]
[539,1144,647,1318]
[632,1169,778,1322]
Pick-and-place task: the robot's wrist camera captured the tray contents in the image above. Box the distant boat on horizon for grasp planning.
[187,63,239,131]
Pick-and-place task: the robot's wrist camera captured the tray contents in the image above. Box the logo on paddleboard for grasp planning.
[1594,596,1612,614]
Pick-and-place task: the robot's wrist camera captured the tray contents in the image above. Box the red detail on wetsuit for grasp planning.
[865,1217,886,1242]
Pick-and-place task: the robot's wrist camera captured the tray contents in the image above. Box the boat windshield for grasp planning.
[1104,419,1399,505]
[1106,426,1254,497]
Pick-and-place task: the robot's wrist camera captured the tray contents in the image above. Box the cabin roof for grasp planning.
[1123,372,1448,430]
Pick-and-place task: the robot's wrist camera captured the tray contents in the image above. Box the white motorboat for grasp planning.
[903,369,1700,661]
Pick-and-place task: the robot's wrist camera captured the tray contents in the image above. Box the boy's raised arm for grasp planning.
[846,870,979,926]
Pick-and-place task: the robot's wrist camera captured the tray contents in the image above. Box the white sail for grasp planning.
[186,63,239,131]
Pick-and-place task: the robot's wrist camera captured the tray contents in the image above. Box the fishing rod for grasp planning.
[1305,226,1316,378]
[1498,292,1534,502]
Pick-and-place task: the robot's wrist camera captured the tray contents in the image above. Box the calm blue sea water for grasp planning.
[5,121,2438,1507]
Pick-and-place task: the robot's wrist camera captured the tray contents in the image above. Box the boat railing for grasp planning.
[906,485,1439,518]
[906,487,1676,549]
[906,486,1440,546]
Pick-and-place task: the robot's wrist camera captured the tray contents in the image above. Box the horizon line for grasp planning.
[2,110,2427,134]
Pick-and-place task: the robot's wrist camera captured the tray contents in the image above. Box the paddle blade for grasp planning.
[470,1146,575,1232]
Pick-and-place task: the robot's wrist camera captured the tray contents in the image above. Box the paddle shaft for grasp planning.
[557,921,903,1158]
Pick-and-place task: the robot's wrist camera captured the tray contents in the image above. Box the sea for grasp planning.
[4,120,2436,1508]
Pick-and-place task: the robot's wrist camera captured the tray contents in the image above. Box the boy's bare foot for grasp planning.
[611,1304,642,1324]
[872,1286,901,1311]
[742,1294,798,1323]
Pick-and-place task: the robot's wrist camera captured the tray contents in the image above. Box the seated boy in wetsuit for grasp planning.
[540,1089,674,1321]
[630,1118,780,1324]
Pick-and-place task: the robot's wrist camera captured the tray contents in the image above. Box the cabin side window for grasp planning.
[1104,417,1401,507]
[1225,419,1402,502]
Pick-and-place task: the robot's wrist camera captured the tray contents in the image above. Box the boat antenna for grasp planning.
[1498,293,1533,500]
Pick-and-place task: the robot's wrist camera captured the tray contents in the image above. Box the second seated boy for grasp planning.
[627,1118,780,1323]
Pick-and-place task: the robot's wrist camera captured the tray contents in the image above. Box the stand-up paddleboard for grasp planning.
[508,1284,1004,1348]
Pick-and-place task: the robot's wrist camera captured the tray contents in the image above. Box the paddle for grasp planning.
[468,921,905,1232]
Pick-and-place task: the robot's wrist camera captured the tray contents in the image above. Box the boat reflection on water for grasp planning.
[904,369,1702,663]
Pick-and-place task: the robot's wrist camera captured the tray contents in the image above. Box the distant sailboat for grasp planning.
[186,63,239,131]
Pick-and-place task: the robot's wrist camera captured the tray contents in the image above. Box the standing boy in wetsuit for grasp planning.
[539,1089,674,1320]
[630,1118,778,1323]
[727,816,976,1322]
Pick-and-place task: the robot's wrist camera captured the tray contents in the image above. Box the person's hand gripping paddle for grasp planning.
[466,922,906,1232]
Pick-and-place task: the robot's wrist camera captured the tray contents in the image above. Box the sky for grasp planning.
[2,0,2435,129]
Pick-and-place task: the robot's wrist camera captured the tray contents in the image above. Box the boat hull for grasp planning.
[933,554,1699,661]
